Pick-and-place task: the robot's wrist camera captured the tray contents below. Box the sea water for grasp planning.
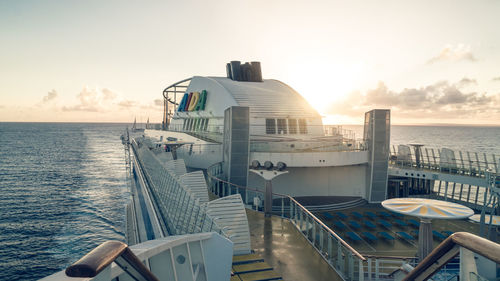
[0,123,128,280]
[0,123,498,280]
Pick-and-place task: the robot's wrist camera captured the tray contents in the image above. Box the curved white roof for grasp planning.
[183,76,320,119]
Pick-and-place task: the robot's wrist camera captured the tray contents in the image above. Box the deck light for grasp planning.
[264,161,273,170]
[251,160,261,169]
[276,162,287,171]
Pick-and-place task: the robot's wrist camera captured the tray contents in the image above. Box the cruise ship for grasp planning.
[43,61,500,281]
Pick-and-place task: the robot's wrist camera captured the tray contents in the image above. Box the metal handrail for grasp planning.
[402,232,500,281]
[162,77,192,101]
[287,196,366,261]
[206,162,366,261]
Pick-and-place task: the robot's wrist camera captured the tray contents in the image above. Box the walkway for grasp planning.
[246,209,342,281]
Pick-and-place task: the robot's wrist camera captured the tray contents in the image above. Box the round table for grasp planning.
[382,198,474,261]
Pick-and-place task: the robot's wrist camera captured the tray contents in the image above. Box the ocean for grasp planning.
[0,123,498,280]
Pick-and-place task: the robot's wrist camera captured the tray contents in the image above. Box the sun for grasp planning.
[287,60,368,114]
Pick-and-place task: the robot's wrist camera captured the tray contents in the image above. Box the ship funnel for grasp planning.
[226,60,262,82]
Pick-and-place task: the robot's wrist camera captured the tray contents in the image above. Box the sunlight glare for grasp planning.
[289,60,368,114]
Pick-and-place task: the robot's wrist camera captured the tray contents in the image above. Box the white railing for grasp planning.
[131,141,251,254]
[206,162,419,281]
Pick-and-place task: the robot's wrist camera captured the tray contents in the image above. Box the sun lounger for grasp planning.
[378,231,395,241]
[364,221,376,229]
[334,221,347,230]
[365,211,377,219]
[336,212,348,220]
[378,211,392,218]
[362,232,378,242]
[433,230,446,240]
[349,221,362,229]
[322,212,334,220]
[393,212,404,218]
[408,219,420,228]
[346,232,361,241]
[378,220,392,228]
[396,231,415,240]
[394,219,408,227]
[352,211,363,219]
[442,231,454,237]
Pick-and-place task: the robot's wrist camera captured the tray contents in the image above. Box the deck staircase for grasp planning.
[231,253,282,281]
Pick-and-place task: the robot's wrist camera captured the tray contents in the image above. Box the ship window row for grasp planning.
[183,118,209,132]
[266,118,307,134]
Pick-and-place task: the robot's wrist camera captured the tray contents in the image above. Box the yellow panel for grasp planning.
[233,253,264,264]
[231,275,242,281]
[238,270,282,281]
[233,261,273,274]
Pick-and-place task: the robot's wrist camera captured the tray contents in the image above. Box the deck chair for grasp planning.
[349,221,362,230]
[346,232,362,241]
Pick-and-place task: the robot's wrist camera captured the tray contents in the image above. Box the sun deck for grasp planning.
[245,209,342,281]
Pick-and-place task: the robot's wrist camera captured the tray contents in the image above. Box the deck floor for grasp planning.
[246,209,343,281]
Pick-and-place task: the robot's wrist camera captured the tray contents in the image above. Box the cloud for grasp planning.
[118,100,137,108]
[327,78,498,120]
[62,86,119,112]
[42,89,58,103]
[154,99,163,106]
[427,44,477,64]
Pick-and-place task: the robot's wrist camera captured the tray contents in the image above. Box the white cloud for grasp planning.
[154,99,163,106]
[427,44,477,64]
[327,78,498,121]
[62,86,119,112]
[42,89,58,103]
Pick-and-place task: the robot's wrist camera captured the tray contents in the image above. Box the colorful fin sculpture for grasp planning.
[187,92,199,111]
[184,92,193,111]
[194,90,207,111]
[178,93,189,112]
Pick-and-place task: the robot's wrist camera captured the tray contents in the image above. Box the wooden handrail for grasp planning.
[65,241,159,281]
[402,232,500,281]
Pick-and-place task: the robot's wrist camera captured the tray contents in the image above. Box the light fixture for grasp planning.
[251,160,261,169]
[276,162,287,171]
[264,161,273,170]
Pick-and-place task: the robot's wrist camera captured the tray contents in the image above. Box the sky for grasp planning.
[1,0,499,125]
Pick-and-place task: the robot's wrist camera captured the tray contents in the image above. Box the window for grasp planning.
[288,118,297,134]
[204,118,209,131]
[265,119,276,134]
[183,119,187,131]
[277,119,287,134]
[298,119,307,134]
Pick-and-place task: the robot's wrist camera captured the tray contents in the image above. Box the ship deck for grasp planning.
[315,204,487,257]
[246,209,343,281]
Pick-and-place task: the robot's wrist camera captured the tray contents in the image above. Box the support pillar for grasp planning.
[418,218,433,262]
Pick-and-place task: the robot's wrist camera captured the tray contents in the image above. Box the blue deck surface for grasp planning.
[349,221,362,229]
[346,232,361,241]
[364,221,377,229]
[336,212,348,220]
[334,221,347,230]
[397,231,415,240]
[408,219,420,227]
[365,211,377,219]
[378,231,395,240]
[395,219,408,227]
[362,232,378,241]
[352,212,363,219]
[378,220,392,228]
[322,212,334,220]
[433,230,447,240]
